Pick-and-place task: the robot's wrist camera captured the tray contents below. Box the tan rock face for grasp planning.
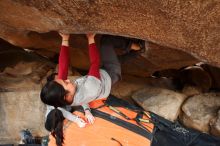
[0,0,219,66]
[111,76,178,105]
[0,51,55,91]
[141,43,198,69]
[0,61,51,91]
[0,30,198,77]
[180,93,220,134]
[0,91,47,143]
[210,110,220,137]
[132,87,187,121]
[182,85,202,97]
[111,75,178,99]
[111,75,150,99]
[0,41,54,143]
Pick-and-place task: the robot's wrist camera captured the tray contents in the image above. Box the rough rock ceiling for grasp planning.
[0,0,219,66]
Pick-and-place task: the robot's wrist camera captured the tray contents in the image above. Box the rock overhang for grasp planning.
[0,0,219,67]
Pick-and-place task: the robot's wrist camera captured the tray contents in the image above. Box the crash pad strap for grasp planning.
[91,108,153,140]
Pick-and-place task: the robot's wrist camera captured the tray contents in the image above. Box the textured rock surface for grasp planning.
[0,41,55,91]
[0,39,55,71]
[0,0,219,66]
[180,93,220,134]
[132,87,187,121]
[111,75,150,99]
[210,110,220,137]
[141,43,198,70]
[0,31,198,77]
[0,61,50,91]
[0,91,47,143]
[182,85,202,97]
[0,0,220,141]
[0,44,54,143]
[111,75,176,102]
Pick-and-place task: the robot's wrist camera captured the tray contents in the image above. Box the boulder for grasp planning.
[180,93,220,133]
[0,91,47,144]
[111,75,177,99]
[111,75,150,100]
[132,87,187,121]
[0,60,53,91]
[182,85,202,97]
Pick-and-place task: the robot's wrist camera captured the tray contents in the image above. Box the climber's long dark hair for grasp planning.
[45,108,65,146]
[40,73,68,146]
[40,73,69,107]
